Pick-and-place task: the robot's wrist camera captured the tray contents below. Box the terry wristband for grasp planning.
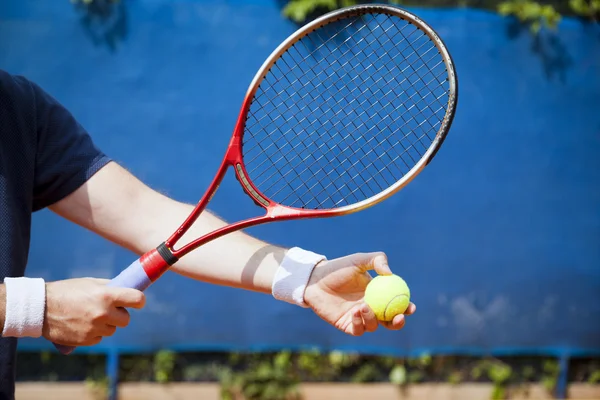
[2,277,46,338]
[272,247,326,308]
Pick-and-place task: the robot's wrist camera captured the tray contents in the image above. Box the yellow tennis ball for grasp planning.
[364,274,410,322]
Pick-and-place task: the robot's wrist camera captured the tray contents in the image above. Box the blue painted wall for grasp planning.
[2,0,599,356]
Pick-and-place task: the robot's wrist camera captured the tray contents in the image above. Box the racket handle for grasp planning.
[107,259,153,290]
[53,258,153,355]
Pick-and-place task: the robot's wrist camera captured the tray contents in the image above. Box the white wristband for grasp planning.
[2,277,46,338]
[272,247,326,308]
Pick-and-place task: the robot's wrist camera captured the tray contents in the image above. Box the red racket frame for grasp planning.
[53,4,457,357]
[140,97,335,282]
[135,3,459,283]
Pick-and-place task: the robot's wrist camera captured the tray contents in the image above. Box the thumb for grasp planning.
[108,287,146,309]
[355,252,392,276]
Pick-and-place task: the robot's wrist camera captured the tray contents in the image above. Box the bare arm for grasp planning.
[49,161,414,337]
[49,161,287,294]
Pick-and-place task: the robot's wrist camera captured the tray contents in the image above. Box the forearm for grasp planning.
[121,195,288,293]
[51,162,288,294]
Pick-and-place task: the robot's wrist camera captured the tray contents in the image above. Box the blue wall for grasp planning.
[2,0,599,356]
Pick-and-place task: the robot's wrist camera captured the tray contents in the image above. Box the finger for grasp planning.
[350,307,365,336]
[81,336,103,347]
[100,325,117,337]
[372,252,392,275]
[381,314,406,331]
[50,335,103,347]
[360,303,378,333]
[357,252,392,276]
[404,302,416,315]
[106,307,131,328]
[87,336,103,346]
[110,288,146,309]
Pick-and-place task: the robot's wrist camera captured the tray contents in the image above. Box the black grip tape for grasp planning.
[157,242,179,266]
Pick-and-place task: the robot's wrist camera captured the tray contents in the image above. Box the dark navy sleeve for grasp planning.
[30,80,111,211]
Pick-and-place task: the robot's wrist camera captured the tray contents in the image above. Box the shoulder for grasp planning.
[0,69,35,102]
[0,69,69,120]
[0,69,37,144]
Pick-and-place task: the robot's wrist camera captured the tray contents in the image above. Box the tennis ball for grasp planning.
[364,274,410,322]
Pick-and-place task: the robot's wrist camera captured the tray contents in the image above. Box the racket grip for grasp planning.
[53,259,153,355]
[107,259,153,290]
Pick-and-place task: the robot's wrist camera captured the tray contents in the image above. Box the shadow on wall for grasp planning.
[72,0,582,84]
[504,18,574,83]
[74,0,128,51]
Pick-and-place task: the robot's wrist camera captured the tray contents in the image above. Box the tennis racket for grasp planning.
[54,3,457,354]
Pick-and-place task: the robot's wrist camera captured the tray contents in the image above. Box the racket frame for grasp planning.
[53,4,458,355]
[164,3,458,263]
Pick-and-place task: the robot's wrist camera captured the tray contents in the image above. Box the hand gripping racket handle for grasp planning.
[53,246,174,355]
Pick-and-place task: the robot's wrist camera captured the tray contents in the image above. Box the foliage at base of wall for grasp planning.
[17,350,600,400]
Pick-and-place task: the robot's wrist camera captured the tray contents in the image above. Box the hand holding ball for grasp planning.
[364,274,410,322]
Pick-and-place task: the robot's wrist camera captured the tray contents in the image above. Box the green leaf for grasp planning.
[498,2,517,16]
[328,351,345,368]
[351,363,380,383]
[408,370,424,383]
[543,359,560,374]
[588,370,600,384]
[282,0,337,23]
[274,350,292,370]
[498,0,562,32]
[491,384,506,400]
[153,350,176,384]
[447,371,463,385]
[542,376,557,392]
[389,365,407,385]
[488,362,512,384]
[418,353,432,367]
[522,365,535,380]
[471,366,482,379]
[570,0,591,15]
[379,356,397,368]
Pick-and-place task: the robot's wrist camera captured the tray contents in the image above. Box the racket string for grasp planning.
[248,17,423,194]
[270,41,448,205]
[317,105,445,208]
[293,17,411,198]
[243,12,451,209]
[317,67,450,201]
[248,82,365,204]
[244,14,414,156]
[247,17,371,125]
[244,16,416,158]
[244,17,377,168]
[251,58,444,204]
[255,21,404,201]
[248,21,435,174]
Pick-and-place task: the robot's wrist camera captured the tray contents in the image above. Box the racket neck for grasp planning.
[165,160,230,249]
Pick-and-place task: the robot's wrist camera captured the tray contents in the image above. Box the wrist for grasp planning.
[271,247,326,307]
[1,277,46,338]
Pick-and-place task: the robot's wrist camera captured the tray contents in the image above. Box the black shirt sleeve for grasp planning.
[28,79,111,211]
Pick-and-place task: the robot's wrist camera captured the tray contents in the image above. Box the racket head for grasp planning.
[229,4,458,217]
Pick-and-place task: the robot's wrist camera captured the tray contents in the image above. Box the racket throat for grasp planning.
[157,242,178,265]
[140,243,179,282]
